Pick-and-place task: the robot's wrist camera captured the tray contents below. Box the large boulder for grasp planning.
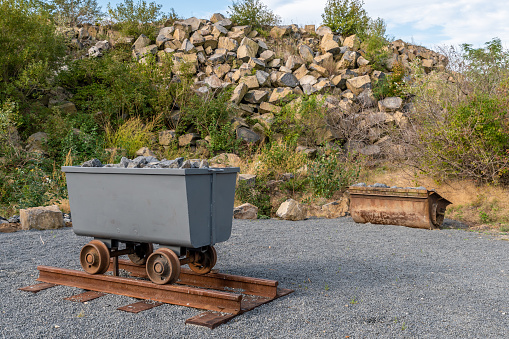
[298,44,314,63]
[159,130,176,146]
[233,203,258,219]
[88,40,110,58]
[210,153,242,167]
[230,83,249,105]
[132,34,151,51]
[346,75,372,95]
[378,97,403,112]
[20,205,65,230]
[276,199,307,221]
[26,132,48,153]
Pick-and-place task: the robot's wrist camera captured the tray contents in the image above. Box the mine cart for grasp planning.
[349,186,452,230]
[62,166,239,284]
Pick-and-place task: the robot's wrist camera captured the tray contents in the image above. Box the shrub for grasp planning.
[235,178,272,218]
[308,150,361,198]
[321,0,369,36]
[107,0,174,38]
[57,49,175,126]
[259,141,307,180]
[105,114,160,157]
[362,17,392,71]
[48,0,103,26]
[271,95,327,146]
[0,0,66,99]
[43,107,105,164]
[228,0,281,30]
[179,89,240,155]
[394,39,509,184]
[372,61,406,100]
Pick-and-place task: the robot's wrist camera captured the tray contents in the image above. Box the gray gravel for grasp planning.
[1,217,508,338]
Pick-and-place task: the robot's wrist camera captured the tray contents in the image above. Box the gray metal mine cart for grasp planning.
[62,166,239,284]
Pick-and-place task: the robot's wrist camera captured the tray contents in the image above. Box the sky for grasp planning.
[99,0,509,50]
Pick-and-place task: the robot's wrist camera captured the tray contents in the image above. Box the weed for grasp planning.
[499,225,509,232]
[308,150,360,198]
[325,284,330,291]
[105,115,161,158]
[350,297,358,304]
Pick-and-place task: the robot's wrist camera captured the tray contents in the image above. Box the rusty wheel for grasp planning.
[80,240,110,274]
[188,246,217,275]
[128,243,153,265]
[146,248,181,285]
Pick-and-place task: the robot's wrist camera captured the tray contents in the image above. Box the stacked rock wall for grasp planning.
[71,15,446,155]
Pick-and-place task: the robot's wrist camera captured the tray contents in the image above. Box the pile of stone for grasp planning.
[81,156,210,169]
[70,14,445,155]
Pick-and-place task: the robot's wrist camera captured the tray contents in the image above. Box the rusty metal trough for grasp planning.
[348,186,452,229]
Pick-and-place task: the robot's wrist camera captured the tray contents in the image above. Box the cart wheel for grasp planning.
[128,243,153,265]
[80,240,110,274]
[146,248,181,285]
[188,246,217,275]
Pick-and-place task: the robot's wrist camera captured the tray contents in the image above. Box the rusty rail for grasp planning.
[23,265,293,329]
[37,265,242,314]
[109,259,278,298]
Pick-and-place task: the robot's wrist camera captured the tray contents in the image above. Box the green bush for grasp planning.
[228,0,281,30]
[398,38,509,184]
[107,0,176,38]
[362,17,392,71]
[308,150,360,198]
[321,0,369,36]
[372,61,406,99]
[43,107,105,164]
[48,0,103,26]
[259,141,307,180]
[57,49,175,126]
[0,0,66,99]
[271,94,327,146]
[179,89,240,155]
[235,178,272,218]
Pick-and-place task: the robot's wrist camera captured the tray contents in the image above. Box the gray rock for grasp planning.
[278,73,299,87]
[378,97,403,112]
[119,157,131,168]
[81,158,103,167]
[243,90,269,104]
[298,44,314,63]
[255,70,270,87]
[180,159,192,168]
[238,173,256,186]
[236,127,261,143]
[26,131,48,153]
[233,203,258,219]
[132,34,151,51]
[8,215,19,223]
[20,205,65,230]
[88,40,110,58]
[371,183,389,188]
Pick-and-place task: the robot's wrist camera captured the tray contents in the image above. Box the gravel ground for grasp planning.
[1,217,508,338]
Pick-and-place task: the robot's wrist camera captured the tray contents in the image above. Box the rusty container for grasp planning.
[348,186,452,229]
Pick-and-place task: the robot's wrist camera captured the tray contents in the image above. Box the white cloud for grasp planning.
[262,0,509,48]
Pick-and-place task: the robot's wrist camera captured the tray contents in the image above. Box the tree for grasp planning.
[107,0,168,37]
[321,0,369,36]
[228,0,281,30]
[0,0,66,98]
[48,0,103,26]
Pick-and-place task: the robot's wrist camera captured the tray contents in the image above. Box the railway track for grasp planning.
[19,259,293,329]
